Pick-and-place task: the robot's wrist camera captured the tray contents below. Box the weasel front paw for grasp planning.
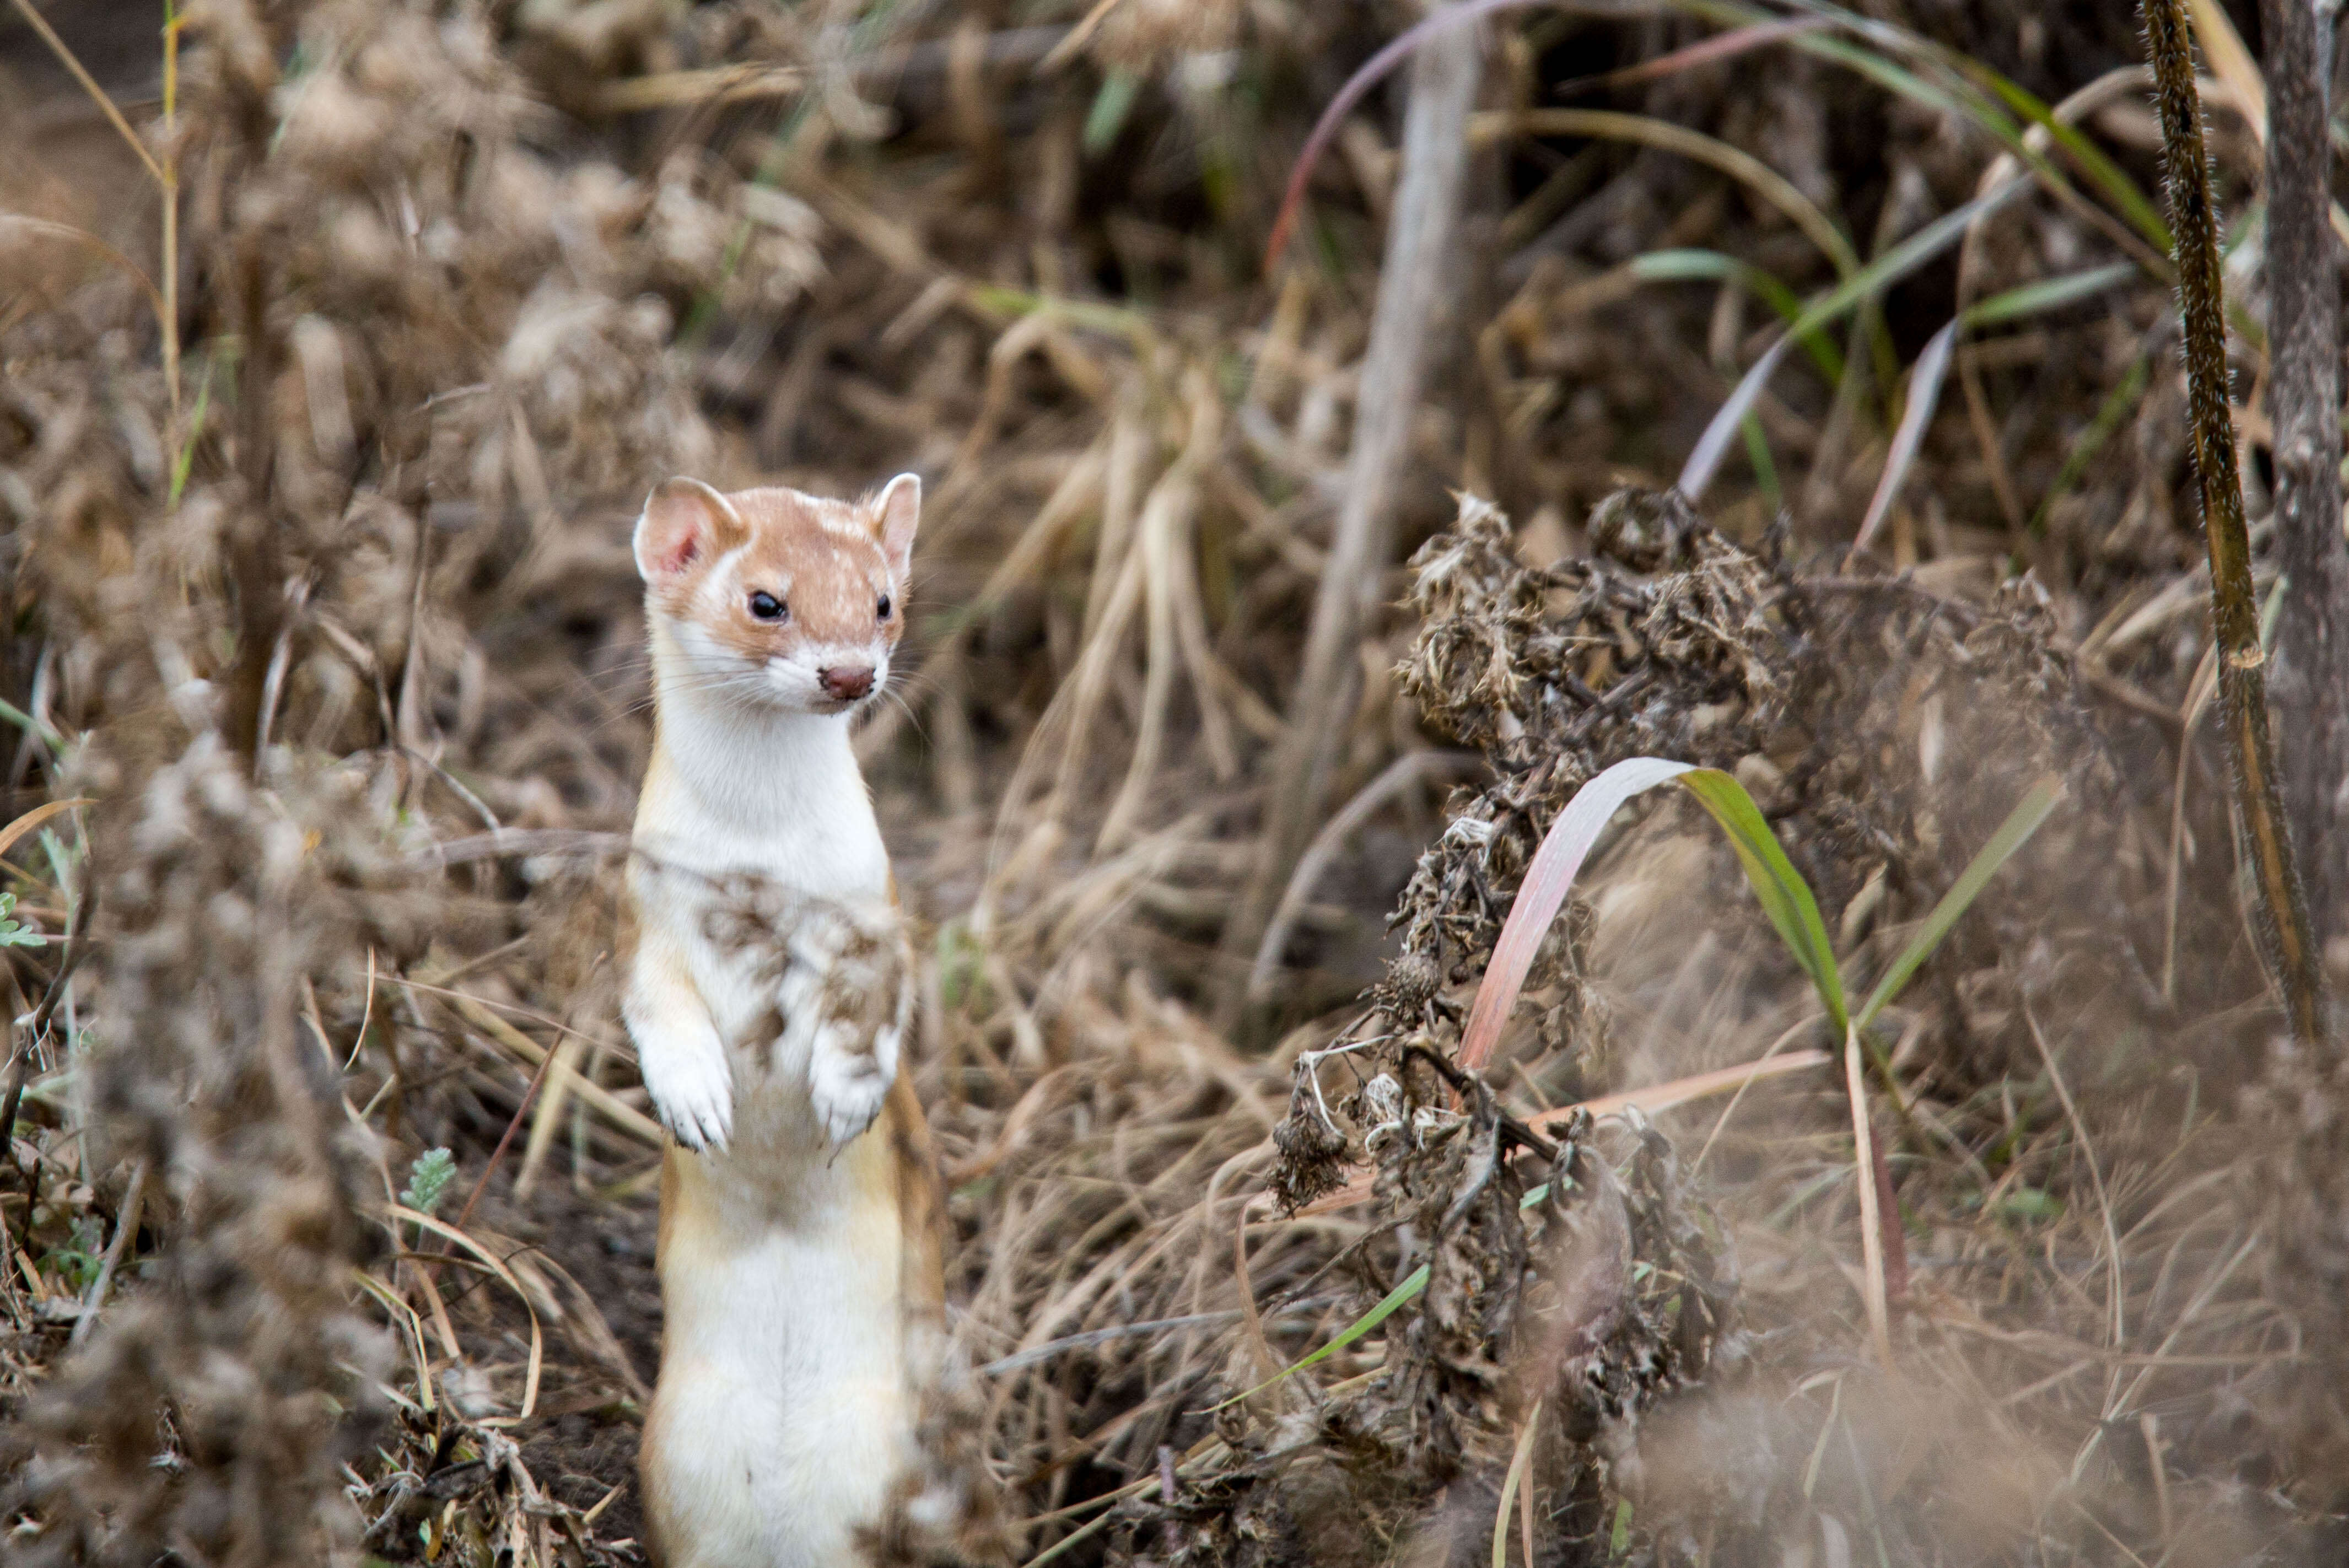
[777,898,912,1148]
[638,1030,736,1152]
[807,1021,897,1146]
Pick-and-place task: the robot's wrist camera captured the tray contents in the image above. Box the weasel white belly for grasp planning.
[644,1130,911,1568]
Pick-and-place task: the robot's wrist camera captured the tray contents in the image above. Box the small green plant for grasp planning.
[0,887,48,948]
[0,892,43,949]
[43,1215,107,1295]
[398,1148,457,1218]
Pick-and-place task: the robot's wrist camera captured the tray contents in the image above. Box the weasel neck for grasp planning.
[640,618,882,883]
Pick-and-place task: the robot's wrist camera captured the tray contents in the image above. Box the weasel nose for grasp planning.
[819,665,875,702]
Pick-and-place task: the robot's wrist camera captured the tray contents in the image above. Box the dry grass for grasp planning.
[0,0,2341,1564]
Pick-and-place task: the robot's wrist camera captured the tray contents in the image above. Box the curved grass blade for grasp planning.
[1459,758,1850,1071]
[1494,1397,1543,1568]
[1263,0,1550,270]
[1457,757,1699,1070]
[1551,18,1825,101]
[1258,770,2056,1398]
[1855,773,2064,1028]
[0,799,91,864]
[1850,317,1958,559]
[1675,0,2166,265]
[1674,769,1849,1032]
[1680,179,2028,502]
[1493,109,1859,278]
[1853,263,2138,559]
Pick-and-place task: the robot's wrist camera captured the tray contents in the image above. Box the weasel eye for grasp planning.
[748,590,786,622]
[876,594,893,622]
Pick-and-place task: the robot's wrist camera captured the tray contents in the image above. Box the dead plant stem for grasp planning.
[2256,0,2349,939]
[2141,0,2329,1050]
[1225,6,1483,993]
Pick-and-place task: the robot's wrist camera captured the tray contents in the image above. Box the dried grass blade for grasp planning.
[423,983,664,1147]
[513,1033,586,1203]
[0,799,91,863]
[2185,0,2265,141]
[1481,110,1860,277]
[1296,1047,1833,1218]
[1251,750,1480,996]
[1493,1397,1542,1568]
[0,217,165,320]
[4,0,166,186]
[1844,1027,1894,1366]
[1848,318,1956,561]
[1752,0,2168,250]
[1552,18,1826,99]
[353,1268,439,1413]
[392,1204,544,1419]
[1457,757,1696,1070]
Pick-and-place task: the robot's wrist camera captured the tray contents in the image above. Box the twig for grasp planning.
[2256,0,2349,940]
[6,0,168,187]
[69,1159,148,1348]
[2142,0,2330,1049]
[1225,8,1484,991]
[1402,1042,1560,1163]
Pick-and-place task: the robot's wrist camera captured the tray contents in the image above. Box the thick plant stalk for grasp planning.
[2143,0,2329,1049]
[1224,5,1483,983]
[2259,0,2349,941]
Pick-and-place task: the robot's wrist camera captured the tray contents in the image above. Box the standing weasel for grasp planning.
[623,473,946,1568]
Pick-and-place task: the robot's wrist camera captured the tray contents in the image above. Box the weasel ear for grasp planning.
[635,478,745,586]
[874,472,920,580]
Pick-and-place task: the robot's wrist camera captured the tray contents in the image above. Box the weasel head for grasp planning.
[634,473,920,718]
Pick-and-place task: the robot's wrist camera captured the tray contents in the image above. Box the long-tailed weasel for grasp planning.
[622,473,947,1568]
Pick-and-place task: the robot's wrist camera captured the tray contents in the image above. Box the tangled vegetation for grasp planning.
[1,0,2344,1564]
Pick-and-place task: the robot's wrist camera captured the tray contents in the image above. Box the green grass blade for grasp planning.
[1968,69,2170,251]
[1962,262,2140,328]
[1790,186,2027,340]
[1675,769,1849,1032]
[0,696,61,748]
[1682,179,2028,500]
[1854,774,2065,1028]
[168,352,216,506]
[1083,69,1141,156]
[1211,1262,1429,1409]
